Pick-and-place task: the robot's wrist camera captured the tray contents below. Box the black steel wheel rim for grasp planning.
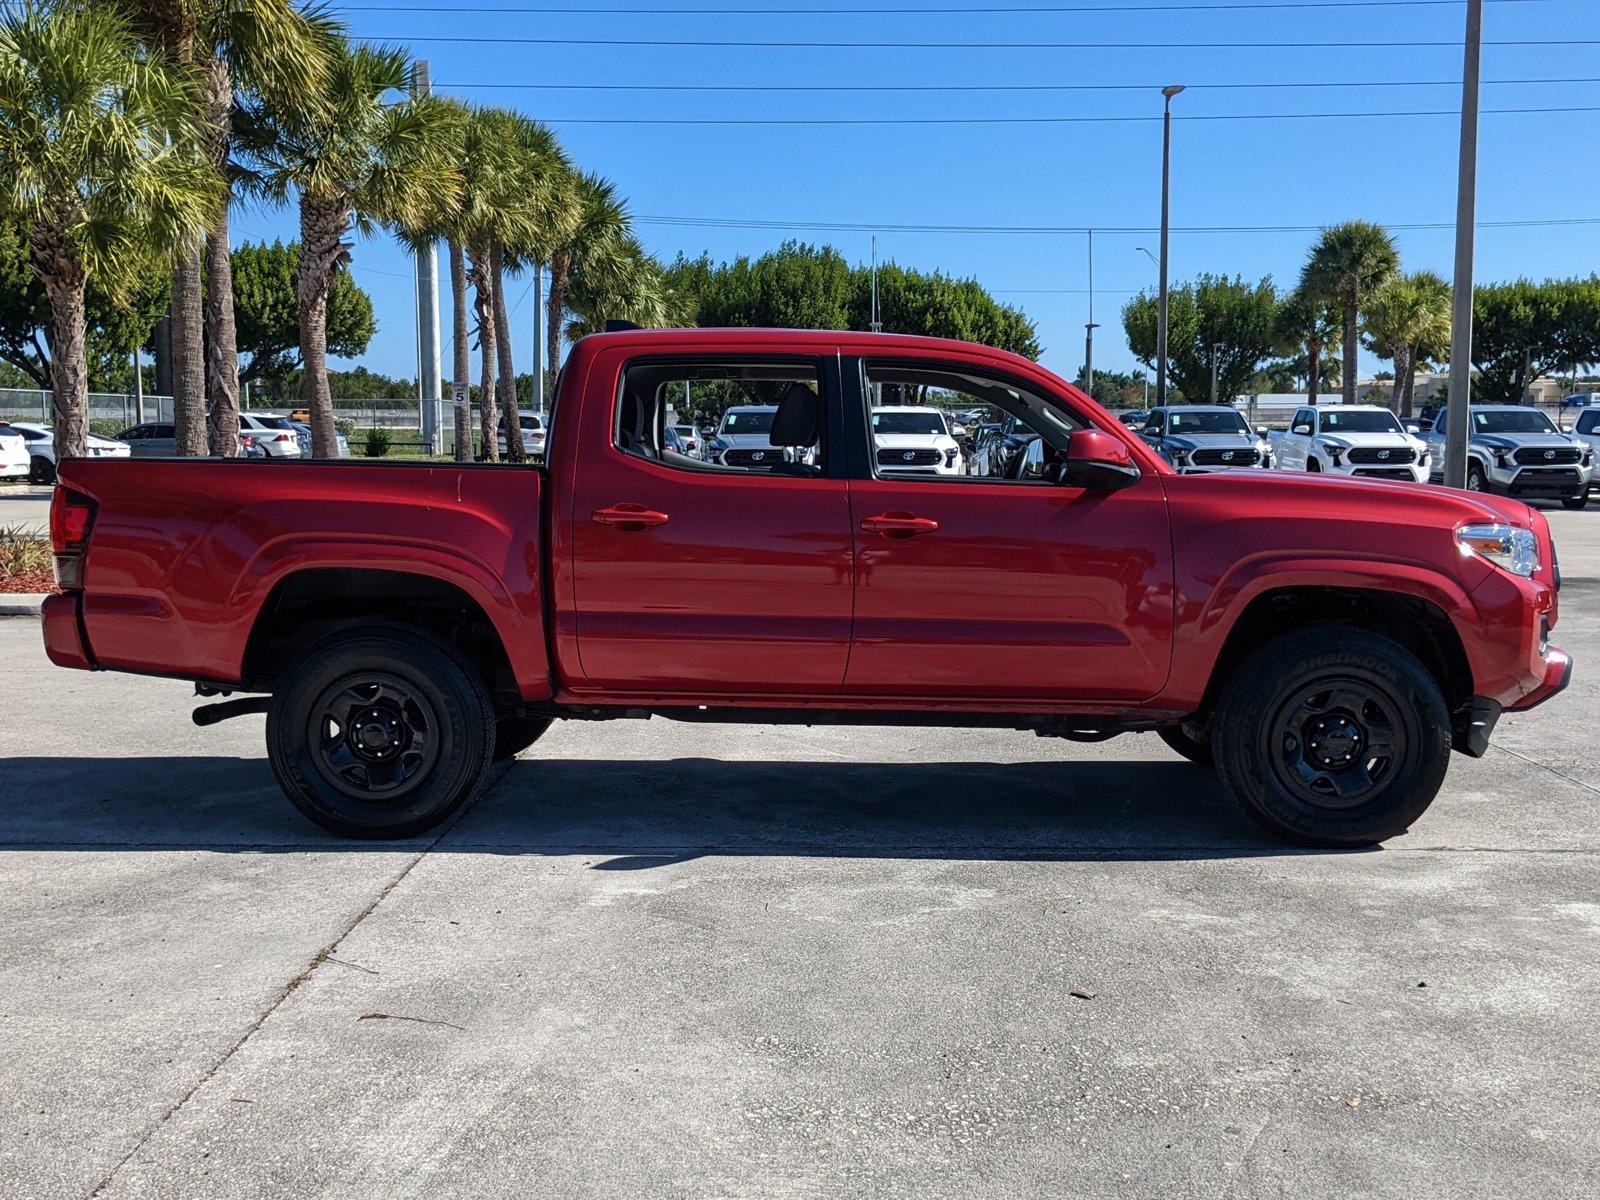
[1266,675,1406,812]
[306,673,440,801]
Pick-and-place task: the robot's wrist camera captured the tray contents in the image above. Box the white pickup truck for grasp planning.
[1269,404,1430,482]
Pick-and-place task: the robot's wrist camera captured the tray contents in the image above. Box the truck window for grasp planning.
[861,360,1085,483]
[616,359,826,476]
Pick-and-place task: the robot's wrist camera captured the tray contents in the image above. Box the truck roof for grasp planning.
[577,326,1040,371]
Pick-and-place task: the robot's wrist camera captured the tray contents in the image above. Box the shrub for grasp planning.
[0,526,50,580]
[363,428,391,458]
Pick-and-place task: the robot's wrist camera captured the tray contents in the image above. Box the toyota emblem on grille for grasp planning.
[1378,449,1390,459]
[1545,449,1556,460]
[903,451,916,461]
[751,451,765,461]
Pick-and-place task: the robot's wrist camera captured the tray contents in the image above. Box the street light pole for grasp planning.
[411,60,443,455]
[1083,229,1098,398]
[1156,84,1184,407]
[1211,343,1221,405]
[1444,0,1482,489]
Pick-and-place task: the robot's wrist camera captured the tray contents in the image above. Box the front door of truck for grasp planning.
[565,348,853,696]
[841,356,1175,702]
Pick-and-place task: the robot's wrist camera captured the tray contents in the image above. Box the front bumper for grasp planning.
[1507,645,1573,711]
[1481,461,1587,499]
[1327,460,1430,483]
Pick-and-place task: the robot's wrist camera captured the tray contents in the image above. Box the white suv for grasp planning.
[871,406,965,476]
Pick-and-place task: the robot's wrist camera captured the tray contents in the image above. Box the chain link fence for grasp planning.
[0,390,465,435]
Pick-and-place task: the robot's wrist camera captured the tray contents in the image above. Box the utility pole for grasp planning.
[1210,343,1221,405]
[1444,0,1482,489]
[1156,84,1184,406]
[131,349,144,425]
[412,60,443,455]
[1083,229,1099,399]
[868,235,882,333]
[533,262,545,418]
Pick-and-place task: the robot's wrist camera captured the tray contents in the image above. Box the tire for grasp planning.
[1212,626,1451,848]
[494,715,552,761]
[29,455,55,485]
[1158,721,1214,768]
[1562,494,1588,511]
[1466,462,1487,492]
[266,628,495,839]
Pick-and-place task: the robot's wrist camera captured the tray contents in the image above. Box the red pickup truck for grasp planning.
[42,328,1570,847]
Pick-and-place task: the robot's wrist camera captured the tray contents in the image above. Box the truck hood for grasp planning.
[1163,432,1257,452]
[1316,430,1415,449]
[712,432,781,450]
[873,432,958,451]
[1174,463,1534,527]
[1470,433,1579,453]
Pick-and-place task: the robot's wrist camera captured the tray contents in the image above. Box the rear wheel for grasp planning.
[29,455,55,485]
[494,715,552,761]
[266,628,494,839]
[1212,627,1451,848]
[1157,720,1213,768]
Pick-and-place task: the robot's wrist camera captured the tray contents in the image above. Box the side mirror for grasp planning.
[951,423,967,437]
[1255,425,1269,437]
[1292,423,1312,435]
[1063,429,1140,490]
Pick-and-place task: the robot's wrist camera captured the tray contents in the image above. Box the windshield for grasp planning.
[1321,409,1404,434]
[872,410,948,436]
[254,416,296,430]
[720,409,775,434]
[1166,410,1249,435]
[1473,409,1558,434]
[519,415,543,430]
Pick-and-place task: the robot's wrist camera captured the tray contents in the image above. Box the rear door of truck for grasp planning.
[559,338,853,696]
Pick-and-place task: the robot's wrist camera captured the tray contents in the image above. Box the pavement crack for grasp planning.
[1490,741,1600,800]
[80,761,511,1198]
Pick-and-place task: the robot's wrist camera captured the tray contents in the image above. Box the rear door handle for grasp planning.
[860,511,939,538]
[592,503,670,530]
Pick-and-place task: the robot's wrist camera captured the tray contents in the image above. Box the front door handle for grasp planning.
[592,503,670,530]
[860,511,939,538]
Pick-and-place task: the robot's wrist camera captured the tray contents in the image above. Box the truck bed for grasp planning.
[54,457,550,696]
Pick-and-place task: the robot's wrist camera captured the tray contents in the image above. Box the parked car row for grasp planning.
[0,421,131,483]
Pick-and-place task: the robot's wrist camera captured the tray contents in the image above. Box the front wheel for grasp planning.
[1562,493,1589,511]
[1211,627,1451,848]
[266,628,495,839]
[1466,462,1487,492]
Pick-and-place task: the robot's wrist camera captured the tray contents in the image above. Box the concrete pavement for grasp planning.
[0,512,1596,1198]
[0,484,50,534]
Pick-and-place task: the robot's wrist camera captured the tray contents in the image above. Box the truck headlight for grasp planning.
[1491,446,1513,467]
[1457,523,1539,577]
[944,447,958,466]
[1318,440,1344,464]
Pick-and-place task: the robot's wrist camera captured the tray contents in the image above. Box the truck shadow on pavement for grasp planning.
[0,753,1346,861]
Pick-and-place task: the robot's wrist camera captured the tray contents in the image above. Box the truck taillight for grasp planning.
[50,486,96,588]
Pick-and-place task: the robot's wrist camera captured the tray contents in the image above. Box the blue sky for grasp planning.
[228,0,1600,388]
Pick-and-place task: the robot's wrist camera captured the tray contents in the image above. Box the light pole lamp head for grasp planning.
[1162,84,1186,100]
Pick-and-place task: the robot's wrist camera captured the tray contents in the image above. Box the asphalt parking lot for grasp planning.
[1,511,1596,1199]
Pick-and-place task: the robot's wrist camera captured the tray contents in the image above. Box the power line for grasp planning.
[367,34,1594,48]
[529,103,1599,125]
[636,214,1600,235]
[341,0,1559,12]
[442,75,1600,93]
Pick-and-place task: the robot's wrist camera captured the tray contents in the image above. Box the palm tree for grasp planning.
[237,41,458,457]
[0,4,218,462]
[1274,287,1342,404]
[109,0,340,457]
[546,172,629,384]
[1300,221,1400,404]
[562,237,677,341]
[1363,271,1452,416]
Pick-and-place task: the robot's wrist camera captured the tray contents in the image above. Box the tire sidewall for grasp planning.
[267,631,493,838]
[1214,629,1451,847]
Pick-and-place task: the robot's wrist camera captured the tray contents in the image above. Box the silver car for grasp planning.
[290,422,349,459]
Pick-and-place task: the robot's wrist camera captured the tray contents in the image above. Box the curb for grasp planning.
[0,593,47,617]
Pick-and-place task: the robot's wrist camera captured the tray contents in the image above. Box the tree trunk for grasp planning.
[171,244,207,454]
[42,266,89,463]
[448,238,472,462]
[1307,331,1322,406]
[1390,346,1409,413]
[1400,348,1418,417]
[470,245,498,462]
[298,193,352,459]
[201,55,239,457]
[491,243,525,464]
[152,315,173,399]
[546,248,570,384]
[1342,299,1359,405]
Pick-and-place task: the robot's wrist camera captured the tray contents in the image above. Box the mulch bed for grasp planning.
[0,566,55,594]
